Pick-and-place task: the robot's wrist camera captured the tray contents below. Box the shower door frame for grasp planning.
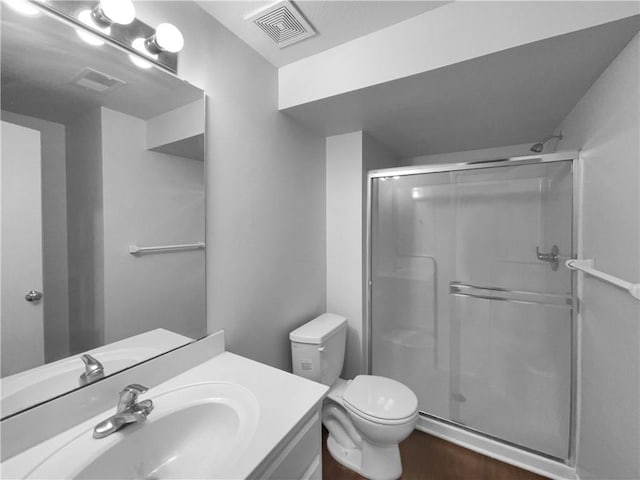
[364,151,580,467]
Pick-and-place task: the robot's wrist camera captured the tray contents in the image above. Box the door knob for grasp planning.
[25,290,43,303]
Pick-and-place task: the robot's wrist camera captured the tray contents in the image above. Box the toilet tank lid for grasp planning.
[289,313,347,344]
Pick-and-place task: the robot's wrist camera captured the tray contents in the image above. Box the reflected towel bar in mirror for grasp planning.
[128,242,205,255]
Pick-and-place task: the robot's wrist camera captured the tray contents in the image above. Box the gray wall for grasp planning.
[557,34,640,480]
[1,111,70,363]
[134,2,327,372]
[66,109,105,354]
[326,131,365,379]
[326,131,398,378]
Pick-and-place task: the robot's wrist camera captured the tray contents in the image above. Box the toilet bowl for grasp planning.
[290,314,418,480]
[323,377,418,480]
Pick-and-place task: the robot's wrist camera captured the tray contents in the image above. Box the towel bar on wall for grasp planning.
[566,259,640,301]
[128,242,205,255]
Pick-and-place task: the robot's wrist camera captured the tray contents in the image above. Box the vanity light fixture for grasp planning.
[33,0,181,73]
[3,0,40,16]
[144,23,184,54]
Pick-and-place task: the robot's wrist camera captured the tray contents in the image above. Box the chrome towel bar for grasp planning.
[128,242,205,255]
[566,259,640,301]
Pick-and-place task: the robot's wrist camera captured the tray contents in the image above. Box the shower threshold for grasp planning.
[416,412,577,480]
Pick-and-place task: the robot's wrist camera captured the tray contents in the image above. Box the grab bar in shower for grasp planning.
[128,242,205,255]
[566,259,640,301]
[449,282,573,308]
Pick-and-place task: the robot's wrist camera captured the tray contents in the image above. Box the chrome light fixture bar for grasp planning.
[28,0,181,74]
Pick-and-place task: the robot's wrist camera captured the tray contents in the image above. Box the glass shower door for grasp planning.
[370,160,574,459]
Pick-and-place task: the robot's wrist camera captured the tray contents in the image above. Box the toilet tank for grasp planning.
[290,313,347,386]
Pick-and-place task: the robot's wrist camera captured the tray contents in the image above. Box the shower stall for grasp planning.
[365,153,577,464]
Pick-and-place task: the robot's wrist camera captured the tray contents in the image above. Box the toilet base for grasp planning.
[326,433,402,480]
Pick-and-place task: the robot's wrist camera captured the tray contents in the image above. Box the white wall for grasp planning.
[134,1,326,371]
[100,107,206,343]
[279,2,640,108]
[326,132,397,378]
[556,33,640,480]
[0,111,69,363]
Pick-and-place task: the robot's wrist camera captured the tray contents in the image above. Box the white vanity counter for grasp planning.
[2,351,328,479]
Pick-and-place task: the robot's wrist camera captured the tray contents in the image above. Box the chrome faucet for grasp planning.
[93,384,154,439]
[79,354,104,386]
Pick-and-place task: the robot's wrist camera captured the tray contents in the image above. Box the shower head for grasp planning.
[530,142,545,153]
[530,132,563,153]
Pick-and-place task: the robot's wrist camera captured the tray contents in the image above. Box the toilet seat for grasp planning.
[342,375,418,424]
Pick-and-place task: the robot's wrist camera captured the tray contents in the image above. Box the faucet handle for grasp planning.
[122,384,148,394]
[79,354,104,386]
[117,384,149,412]
[81,354,104,374]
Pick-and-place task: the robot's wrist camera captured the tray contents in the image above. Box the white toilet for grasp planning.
[290,313,418,480]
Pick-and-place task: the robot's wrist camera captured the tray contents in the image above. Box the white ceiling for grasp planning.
[281,16,640,158]
[196,0,449,67]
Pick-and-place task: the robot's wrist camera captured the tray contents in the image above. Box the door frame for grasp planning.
[363,151,580,466]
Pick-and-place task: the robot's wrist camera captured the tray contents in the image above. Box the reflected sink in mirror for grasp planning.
[1,329,191,419]
[1,348,154,417]
[26,382,260,480]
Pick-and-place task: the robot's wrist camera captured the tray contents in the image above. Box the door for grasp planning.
[1,120,44,377]
[370,159,574,459]
[448,161,573,459]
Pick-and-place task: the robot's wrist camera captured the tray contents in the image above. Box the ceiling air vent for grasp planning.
[250,0,316,49]
[69,68,126,94]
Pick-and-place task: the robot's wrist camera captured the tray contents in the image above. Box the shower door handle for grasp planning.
[449,282,572,308]
[536,245,559,271]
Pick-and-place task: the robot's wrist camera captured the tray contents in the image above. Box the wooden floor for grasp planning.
[321,428,549,480]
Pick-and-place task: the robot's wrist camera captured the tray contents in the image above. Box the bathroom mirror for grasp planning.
[0,1,206,418]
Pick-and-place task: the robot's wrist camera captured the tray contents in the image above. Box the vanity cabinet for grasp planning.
[250,408,323,480]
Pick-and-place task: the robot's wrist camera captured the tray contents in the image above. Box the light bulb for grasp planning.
[129,54,152,69]
[76,28,106,46]
[154,23,184,53]
[130,37,156,69]
[4,0,40,16]
[77,9,109,46]
[95,0,135,25]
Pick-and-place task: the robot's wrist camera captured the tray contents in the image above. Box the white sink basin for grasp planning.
[26,382,260,479]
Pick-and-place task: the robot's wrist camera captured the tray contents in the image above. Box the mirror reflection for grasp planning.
[0,2,206,418]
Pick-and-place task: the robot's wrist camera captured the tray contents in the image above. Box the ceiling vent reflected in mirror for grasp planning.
[69,67,126,94]
[249,0,316,49]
